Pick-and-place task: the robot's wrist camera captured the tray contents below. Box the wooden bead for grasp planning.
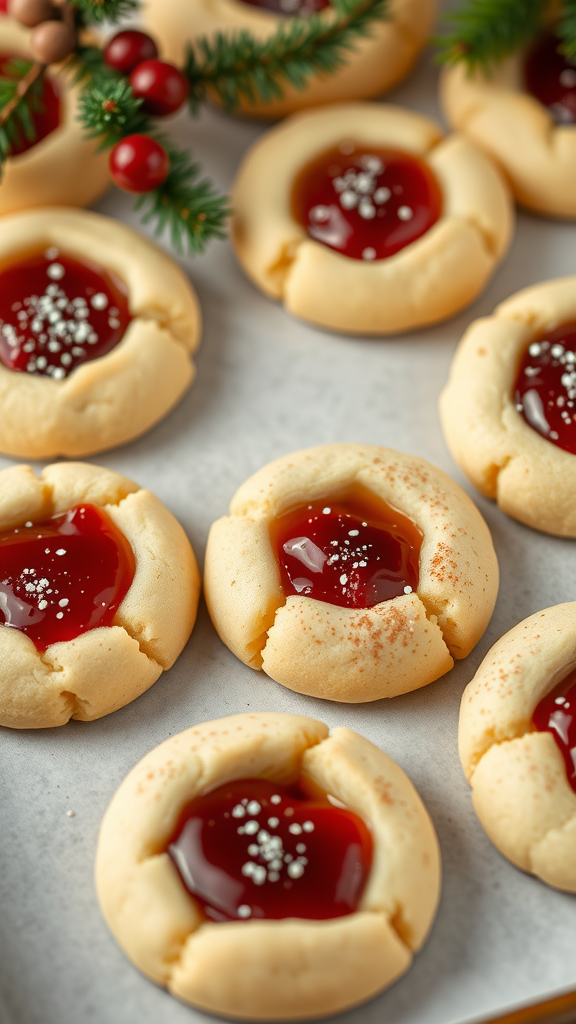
[30,19,76,64]
[8,0,57,28]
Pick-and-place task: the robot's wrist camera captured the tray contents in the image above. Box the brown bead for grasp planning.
[30,19,76,64]
[8,0,58,28]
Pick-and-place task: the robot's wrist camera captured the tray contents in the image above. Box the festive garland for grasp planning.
[438,0,576,70]
[0,0,390,254]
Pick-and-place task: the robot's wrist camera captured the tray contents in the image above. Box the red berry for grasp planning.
[109,135,169,194]
[104,30,159,75]
[129,59,189,117]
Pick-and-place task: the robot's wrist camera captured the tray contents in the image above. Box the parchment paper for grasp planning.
[1,16,575,1024]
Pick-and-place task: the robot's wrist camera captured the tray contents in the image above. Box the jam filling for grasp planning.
[270,486,422,609]
[525,32,576,123]
[238,0,328,14]
[168,778,373,922]
[0,55,60,154]
[0,248,132,379]
[533,668,576,793]
[0,504,135,651]
[514,322,576,455]
[291,142,442,261]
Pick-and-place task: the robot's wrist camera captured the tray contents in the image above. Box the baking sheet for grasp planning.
[1,14,576,1024]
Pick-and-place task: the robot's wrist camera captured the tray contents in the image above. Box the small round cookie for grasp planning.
[459,603,576,893]
[440,277,576,537]
[96,711,441,1019]
[0,207,201,458]
[231,103,513,334]
[0,461,200,729]
[440,32,576,218]
[0,16,109,215]
[204,444,499,702]
[144,0,435,119]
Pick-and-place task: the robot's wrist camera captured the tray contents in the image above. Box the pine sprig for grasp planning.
[78,77,151,148]
[437,0,545,69]
[557,0,576,59]
[134,144,231,254]
[185,0,390,111]
[75,55,230,253]
[69,0,141,26]
[0,59,46,167]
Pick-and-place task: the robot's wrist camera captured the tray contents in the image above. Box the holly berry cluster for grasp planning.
[102,30,189,193]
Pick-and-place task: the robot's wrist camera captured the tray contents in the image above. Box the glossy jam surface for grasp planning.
[291,142,443,261]
[0,248,131,379]
[533,669,576,792]
[239,0,328,13]
[0,55,60,154]
[0,504,135,651]
[270,486,422,608]
[525,32,576,123]
[514,322,576,455]
[168,778,373,922]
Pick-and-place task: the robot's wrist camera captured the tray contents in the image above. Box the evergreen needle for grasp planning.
[185,0,389,111]
[0,59,45,170]
[437,0,546,70]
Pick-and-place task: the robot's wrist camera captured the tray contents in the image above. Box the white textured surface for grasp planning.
[1,24,576,1024]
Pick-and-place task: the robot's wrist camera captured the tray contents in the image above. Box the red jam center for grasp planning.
[0,248,131,379]
[270,486,422,608]
[0,55,60,154]
[533,669,576,792]
[513,322,576,455]
[168,778,373,922]
[291,143,442,261]
[525,32,576,123]
[0,504,135,651]
[238,0,328,14]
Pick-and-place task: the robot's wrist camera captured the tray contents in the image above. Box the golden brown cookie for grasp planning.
[0,461,200,729]
[0,16,110,214]
[440,277,576,537]
[0,207,201,458]
[231,103,513,333]
[459,603,576,893]
[144,0,435,118]
[96,711,441,1019]
[440,44,576,218]
[204,444,499,701]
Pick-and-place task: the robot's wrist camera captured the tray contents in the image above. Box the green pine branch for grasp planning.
[185,0,390,111]
[557,0,576,59]
[69,0,141,25]
[134,144,231,254]
[437,0,546,70]
[0,59,45,168]
[77,76,151,147]
[75,50,230,254]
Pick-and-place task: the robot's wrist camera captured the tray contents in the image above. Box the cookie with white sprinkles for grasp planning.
[441,276,576,536]
[204,444,499,702]
[96,711,441,1019]
[231,103,513,334]
[0,461,199,728]
[0,207,201,458]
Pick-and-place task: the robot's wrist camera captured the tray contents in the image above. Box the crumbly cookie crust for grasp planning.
[144,0,435,118]
[0,462,200,729]
[0,207,201,458]
[96,711,441,1019]
[0,18,110,215]
[440,56,576,218]
[231,103,512,333]
[204,444,499,701]
[459,603,576,893]
[440,276,576,536]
